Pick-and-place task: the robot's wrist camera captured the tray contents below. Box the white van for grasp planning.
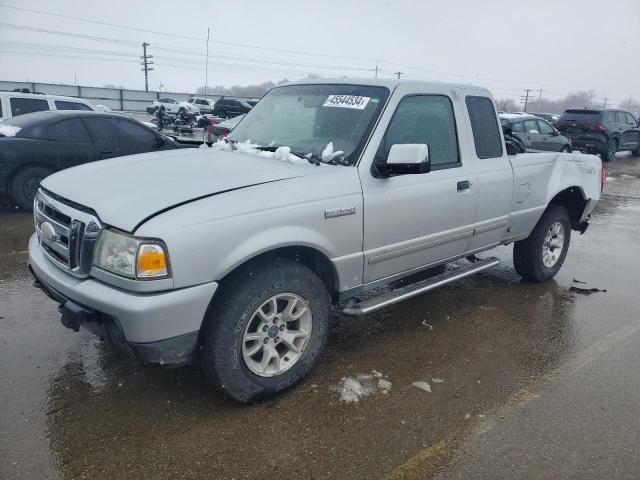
[0,91,96,121]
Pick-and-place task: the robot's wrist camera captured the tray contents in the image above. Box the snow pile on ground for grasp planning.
[0,125,21,137]
[412,381,432,392]
[337,371,392,403]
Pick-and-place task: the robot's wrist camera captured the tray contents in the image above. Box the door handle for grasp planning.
[457,180,472,192]
[101,149,113,154]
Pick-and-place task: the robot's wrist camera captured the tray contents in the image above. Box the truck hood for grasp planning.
[41,148,307,232]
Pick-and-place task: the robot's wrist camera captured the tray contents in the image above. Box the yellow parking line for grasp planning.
[387,440,450,480]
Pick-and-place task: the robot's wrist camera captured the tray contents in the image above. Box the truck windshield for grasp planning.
[228,84,389,166]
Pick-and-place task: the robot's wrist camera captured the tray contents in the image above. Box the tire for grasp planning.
[178,107,186,114]
[198,257,330,403]
[513,204,571,283]
[10,166,53,211]
[560,145,571,153]
[601,138,618,162]
[632,147,640,158]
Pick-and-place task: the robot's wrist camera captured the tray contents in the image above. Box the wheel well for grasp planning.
[6,162,55,199]
[549,187,587,229]
[222,246,339,302]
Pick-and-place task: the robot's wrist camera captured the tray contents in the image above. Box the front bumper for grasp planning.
[28,234,218,365]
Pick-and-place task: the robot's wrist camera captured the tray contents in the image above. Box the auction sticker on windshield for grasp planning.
[323,95,371,110]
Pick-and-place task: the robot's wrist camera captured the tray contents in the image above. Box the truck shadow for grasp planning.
[44,267,577,479]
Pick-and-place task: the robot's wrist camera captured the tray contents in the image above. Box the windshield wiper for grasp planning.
[254,145,321,166]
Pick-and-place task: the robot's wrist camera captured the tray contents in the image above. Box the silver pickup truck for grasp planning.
[28,79,603,402]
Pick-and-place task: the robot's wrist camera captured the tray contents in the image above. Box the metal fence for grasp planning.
[0,80,252,112]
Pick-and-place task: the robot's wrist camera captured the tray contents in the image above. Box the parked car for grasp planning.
[188,97,216,114]
[500,114,572,152]
[530,112,560,124]
[207,114,245,141]
[28,79,602,403]
[246,99,260,107]
[0,91,96,121]
[0,110,192,210]
[212,98,252,118]
[556,109,640,162]
[151,98,199,115]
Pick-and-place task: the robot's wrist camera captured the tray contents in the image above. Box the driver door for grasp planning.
[359,92,477,283]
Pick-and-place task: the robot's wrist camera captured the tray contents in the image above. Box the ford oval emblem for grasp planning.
[41,221,58,243]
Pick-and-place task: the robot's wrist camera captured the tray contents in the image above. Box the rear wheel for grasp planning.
[198,258,330,403]
[601,139,618,162]
[513,205,571,282]
[10,166,53,211]
[560,145,571,153]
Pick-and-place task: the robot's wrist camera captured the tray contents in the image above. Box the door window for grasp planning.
[511,121,525,133]
[83,117,126,145]
[115,118,157,144]
[54,100,92,111]
[465,96,503,158]
[537,120,554,135]
[378,95,460,167]
[615,112,625,124]
[10,97,49,116]
[625,112,637,125]
[524,120,539,133]
[47,118,91,143]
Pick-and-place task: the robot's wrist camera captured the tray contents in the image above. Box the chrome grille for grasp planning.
[34,189,103,278]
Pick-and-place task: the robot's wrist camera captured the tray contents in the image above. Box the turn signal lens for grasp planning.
[137,244,168,278]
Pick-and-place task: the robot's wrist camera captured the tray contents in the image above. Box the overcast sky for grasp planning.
[1,0,639,104]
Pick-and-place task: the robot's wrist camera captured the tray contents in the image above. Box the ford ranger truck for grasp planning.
[28,79,602,402]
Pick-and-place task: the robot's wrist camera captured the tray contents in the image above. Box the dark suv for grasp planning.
[212,98,252,118]
[556,109,640,161]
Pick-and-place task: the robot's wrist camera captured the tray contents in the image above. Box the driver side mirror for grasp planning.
[381,144,431,176]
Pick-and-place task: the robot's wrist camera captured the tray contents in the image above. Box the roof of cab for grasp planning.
[278,77,491,95]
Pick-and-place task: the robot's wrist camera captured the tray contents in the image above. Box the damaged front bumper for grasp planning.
[28,234,217,366]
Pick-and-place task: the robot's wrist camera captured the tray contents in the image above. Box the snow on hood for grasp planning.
[41,148,306,232]
[0,125,21,137]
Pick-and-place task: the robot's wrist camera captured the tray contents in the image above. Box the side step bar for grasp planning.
[342,257,500,316]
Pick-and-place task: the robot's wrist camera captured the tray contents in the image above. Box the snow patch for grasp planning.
[412,381,432,392]
[321,142,344,163]
[337,370,392,403]
[0,125,21,137]
[431,377,444,384]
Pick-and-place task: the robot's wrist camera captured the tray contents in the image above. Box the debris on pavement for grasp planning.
[572,279,587,284]
[569,286,607,295]
[432,378,444,384]
[412,381,432,392]
[422,320,434,330]
[337,371,392,403]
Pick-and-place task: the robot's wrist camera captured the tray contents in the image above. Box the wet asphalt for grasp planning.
[1,154,639,480]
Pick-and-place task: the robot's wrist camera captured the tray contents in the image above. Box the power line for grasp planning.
[0,3,376,62]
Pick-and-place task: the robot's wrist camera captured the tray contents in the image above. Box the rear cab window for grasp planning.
[10,97,50,117]
[465,96,503,158]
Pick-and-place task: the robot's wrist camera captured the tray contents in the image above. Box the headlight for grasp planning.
[93,229,170,279]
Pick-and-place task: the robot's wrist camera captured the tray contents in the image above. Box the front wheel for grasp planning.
[198,258,330,403]
[513,205,571,282]
[10,166,53,211]
[561,145,571,153]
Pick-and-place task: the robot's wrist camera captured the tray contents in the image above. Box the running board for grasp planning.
[342,257,500,316]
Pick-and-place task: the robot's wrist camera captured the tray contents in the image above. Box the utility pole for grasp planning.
[204,27,210,98]
[602,98,609,109]
[627,96,633,110]
[140,42,153,92]
[520,89,533,112]
[394,71,403,79]
[537,86,545,111]
[374,60,379,79]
